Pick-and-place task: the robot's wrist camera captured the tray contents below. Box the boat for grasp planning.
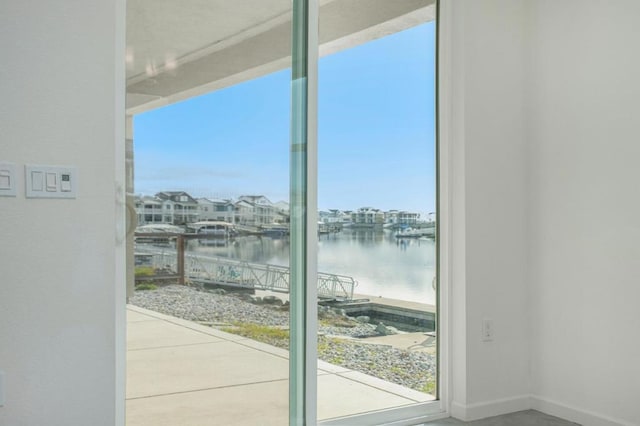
[135,223,185,244]
[261,223,289,237]
[394,225,435,238]
[318,221,342,235]
[191,221,237,239]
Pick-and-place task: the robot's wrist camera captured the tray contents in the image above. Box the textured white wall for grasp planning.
[527,1,640,425]
[0,0,125,425]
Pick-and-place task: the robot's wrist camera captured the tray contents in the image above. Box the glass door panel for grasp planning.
[126,2,293,425]
[316,1,439,422]
[125,1,440,424]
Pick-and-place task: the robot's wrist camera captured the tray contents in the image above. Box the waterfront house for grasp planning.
[319,209,351,229]
[273,200,290,213]
[385,210,421,226]
[233,199,255,227]
[237,195,277,226]
[197,197,235,223]
[134,195,164,225]
[155,191,199,225]
[273,200,290,224]
[351,207,385,228]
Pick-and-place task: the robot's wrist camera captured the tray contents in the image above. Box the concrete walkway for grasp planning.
[126,305,434,425]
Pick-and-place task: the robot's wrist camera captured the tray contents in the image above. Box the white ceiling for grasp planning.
[126,0,436,114]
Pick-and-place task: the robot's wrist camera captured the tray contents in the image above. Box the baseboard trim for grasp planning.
[451,395,635,425]
[530,395,635,426]
[450,395,531,422]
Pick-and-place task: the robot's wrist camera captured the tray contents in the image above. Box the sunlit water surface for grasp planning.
[188,229,435,305]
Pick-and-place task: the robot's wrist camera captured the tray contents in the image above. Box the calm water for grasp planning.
[187,229,436,305]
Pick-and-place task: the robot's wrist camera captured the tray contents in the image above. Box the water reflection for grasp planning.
[188,229,435,304]
[187,236,289,265]
[319,229,435,304]
[345,229,385,245]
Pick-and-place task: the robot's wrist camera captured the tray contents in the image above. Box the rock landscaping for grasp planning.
[130,284,436,393]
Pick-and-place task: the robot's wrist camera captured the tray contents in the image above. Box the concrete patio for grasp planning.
[126,305,435,425]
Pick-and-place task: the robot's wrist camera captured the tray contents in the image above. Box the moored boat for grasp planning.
[261,223,289,237]
[135,223,185,244]
[394,224,435,238]
[191,221,237,239]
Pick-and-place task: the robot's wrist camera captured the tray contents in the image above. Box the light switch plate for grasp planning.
[0,162,17,197]
[25,165,77,199]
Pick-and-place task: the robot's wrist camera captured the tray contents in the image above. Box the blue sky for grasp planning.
[134,21,436,216]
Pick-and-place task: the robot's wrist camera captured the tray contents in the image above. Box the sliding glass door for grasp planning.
[126,1,439,424]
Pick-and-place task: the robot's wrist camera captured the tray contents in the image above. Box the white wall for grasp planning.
[0,1,125,425]
[448,0,640,423]
[527,1,640,425]
[448,0,531,419]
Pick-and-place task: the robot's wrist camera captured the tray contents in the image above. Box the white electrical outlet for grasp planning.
[482,319,494,342]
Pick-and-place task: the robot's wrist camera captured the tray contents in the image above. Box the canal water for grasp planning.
[187,228,436,305]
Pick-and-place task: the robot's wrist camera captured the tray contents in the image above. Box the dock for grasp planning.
[135,243,356,300]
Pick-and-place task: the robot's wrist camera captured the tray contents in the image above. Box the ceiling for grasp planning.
[126,0,436,114]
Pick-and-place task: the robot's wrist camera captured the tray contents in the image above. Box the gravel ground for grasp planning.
[131,284,290,327]
[130,284,436,392]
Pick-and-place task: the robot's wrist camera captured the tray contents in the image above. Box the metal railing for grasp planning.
[134,233,355,300]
